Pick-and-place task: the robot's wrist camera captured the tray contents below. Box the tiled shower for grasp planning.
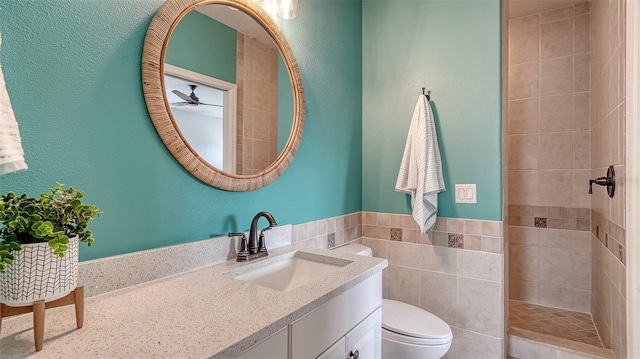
[507,1,627,358]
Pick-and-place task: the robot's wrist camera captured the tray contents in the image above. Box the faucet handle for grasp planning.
[258,230,269,254]
[229,232,250,261]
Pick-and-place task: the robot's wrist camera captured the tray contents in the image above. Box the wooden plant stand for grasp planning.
[0,285,84,351]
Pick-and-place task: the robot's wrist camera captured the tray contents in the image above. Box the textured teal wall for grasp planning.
[362,0,502,220]
[0,0,363,261]
[165,11,237,83]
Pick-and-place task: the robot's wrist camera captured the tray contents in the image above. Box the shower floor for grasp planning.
[509,300,603,348]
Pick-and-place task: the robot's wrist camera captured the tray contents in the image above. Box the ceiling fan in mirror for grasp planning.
[171,84,222,107]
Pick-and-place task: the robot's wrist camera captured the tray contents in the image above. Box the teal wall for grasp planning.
[362,0,502,221]
[0,0,363,261]
[165,10,237,83]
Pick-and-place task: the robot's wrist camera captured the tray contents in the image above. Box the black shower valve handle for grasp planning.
[588,166,616,198]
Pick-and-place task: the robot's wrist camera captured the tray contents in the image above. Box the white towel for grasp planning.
[395,94,445,233]
[0,32,28,176]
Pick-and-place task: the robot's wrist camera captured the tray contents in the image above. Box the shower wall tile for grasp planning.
[509,98,540,134]
[508,135,539,169]
[541,18,573,59]
[539,170,573,207]
[539,132,573,169]
[574,53,591,92]
[574,15,591,54]
[590,0,627,354]
[510,13,539,29]
[510,62,539,99]
[510,25,539,64]
[540,5,573,23]
[541,56,574,95]
[573,92,591,130]
[540,94,573,132]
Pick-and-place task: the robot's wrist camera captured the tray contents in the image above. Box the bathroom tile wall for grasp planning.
[590,0,627,357]
[236,33,279,175]
[356,212,505,359]
[508,3,593,311]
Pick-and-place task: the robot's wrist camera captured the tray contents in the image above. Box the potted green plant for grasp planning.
[0,183,100,306]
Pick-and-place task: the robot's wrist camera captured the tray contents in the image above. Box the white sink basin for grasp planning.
[226,251,352,292]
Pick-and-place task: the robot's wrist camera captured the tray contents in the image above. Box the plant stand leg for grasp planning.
[0,285,85,352]
[33,301,45,352]
[74,285,84,329]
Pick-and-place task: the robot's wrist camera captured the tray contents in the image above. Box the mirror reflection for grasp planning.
[164,4,294,175]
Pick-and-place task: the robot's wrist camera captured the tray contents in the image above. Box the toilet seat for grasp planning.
[382,299,452,346]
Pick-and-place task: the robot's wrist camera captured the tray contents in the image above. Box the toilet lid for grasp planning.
[382,299,452,340]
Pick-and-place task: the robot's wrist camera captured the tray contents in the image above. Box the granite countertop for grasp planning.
[0,245,387,358]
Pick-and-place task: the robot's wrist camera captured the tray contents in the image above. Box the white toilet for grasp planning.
[333,243,453,359]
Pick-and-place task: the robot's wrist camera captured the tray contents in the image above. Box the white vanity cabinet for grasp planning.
[233,272,382,359]
[235,327,288,359]
[291,272,382,359]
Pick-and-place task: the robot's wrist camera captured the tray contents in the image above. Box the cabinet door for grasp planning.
[345,308,381,359]
[235,327,288,359]
[317,337,346,359]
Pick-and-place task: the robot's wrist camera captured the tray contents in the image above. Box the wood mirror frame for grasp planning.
[142,0,305,191]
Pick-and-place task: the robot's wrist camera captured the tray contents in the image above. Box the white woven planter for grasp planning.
[0,236,78,307]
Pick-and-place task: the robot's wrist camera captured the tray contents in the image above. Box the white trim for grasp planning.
[626,0,640,357]
[163,63,237,173]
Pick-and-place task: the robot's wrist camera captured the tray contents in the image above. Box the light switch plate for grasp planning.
[455,184,477,203]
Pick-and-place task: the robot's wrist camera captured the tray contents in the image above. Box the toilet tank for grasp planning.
[332,243,372,257]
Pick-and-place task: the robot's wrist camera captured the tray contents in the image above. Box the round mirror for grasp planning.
[142,0,304,191]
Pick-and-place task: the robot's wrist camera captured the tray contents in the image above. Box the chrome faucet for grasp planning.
[228,211,278,262]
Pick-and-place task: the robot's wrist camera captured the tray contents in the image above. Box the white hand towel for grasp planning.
[395,94,445,233]
[0,32,28,176]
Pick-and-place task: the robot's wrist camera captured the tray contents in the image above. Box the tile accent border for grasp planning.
[361,212,504,254]
[291,212,362,249]
[591,210,626,265]
[508,205,591,231]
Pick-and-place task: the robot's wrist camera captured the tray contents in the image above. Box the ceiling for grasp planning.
[196,5,275,46]
[509,0,585,19]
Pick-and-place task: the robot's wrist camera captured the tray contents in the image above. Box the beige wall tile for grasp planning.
[573,169,591,208]
[574,1,590,16]
[538,246,573,287]
[508,170,539,205]
[539,229,573,248]
[574,53,591,92]
[509,134,539,170]
[457,329,503,359]
[573,249,591,290]
[421,245,457,274]
[539,170,573,207]
[482,221,503,237]
[540,94,573,132]
[541,18,573,59]
[458,278,502,337]
[510,244,539,281]
[573,92,591,130]
[510,25,539,64]
[508,336,556,358]
[482,236,502,253]
[464,220,483,235]
[574,14,591,54]
[510,278,540,302]
[541,5,573,23]
[539,283,574,309]
[539,132,573,169]
[509,226,539,246]
[361,237,388,259]
[448,218,465,234]
[573,130,590,168]
[510,14,540,29]
[386,265,420,307]
[572,289,591,312]
[458,250,502,282]
[388,241,420,268]
[510,62,539,99]
[419,270,458,326]
[541,56,573,95]
[509,99,540,135]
